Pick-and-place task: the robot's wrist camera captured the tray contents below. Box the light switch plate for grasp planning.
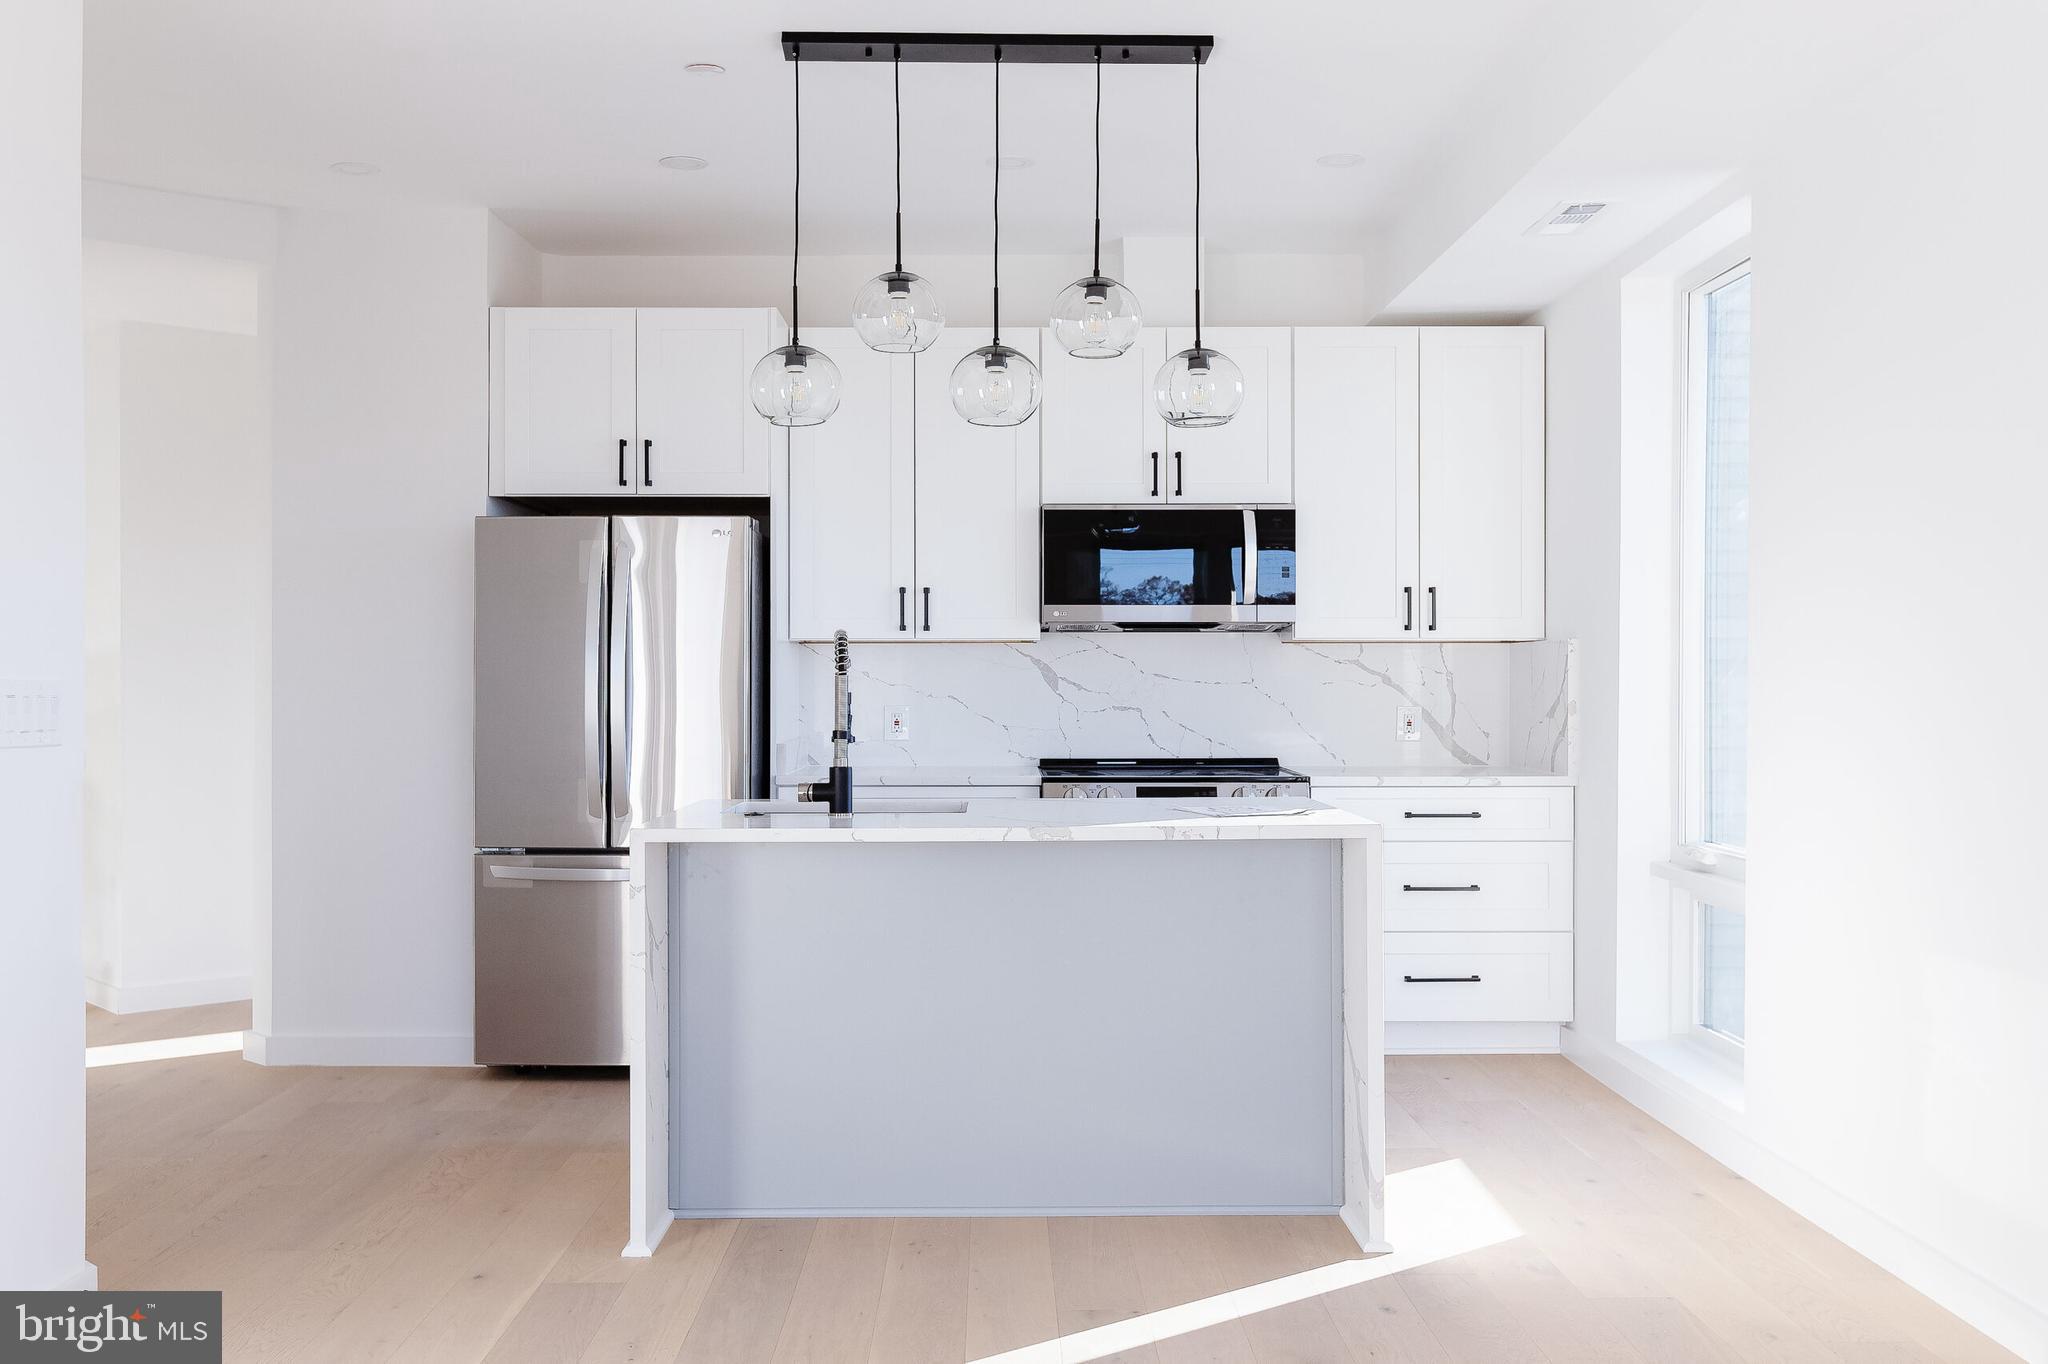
[0,680,62,749]
[1396,707,1422,742]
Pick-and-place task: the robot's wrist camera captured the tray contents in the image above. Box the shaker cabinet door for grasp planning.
[1161,326,1293,503]
[1292,327,1421,640]
[1039,328,1169,504]
[787,332,917,642]
[490,308,638,497]
[913,334,1042,641]
[1418,327,1545,641]
[634,309,774,495]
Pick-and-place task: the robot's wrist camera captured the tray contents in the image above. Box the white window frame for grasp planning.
[1661,242,1752,1057]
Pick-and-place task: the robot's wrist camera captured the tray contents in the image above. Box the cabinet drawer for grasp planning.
[1384,844,1571,932]
[1322,787,1571,841]
[1385,932,1572,1022]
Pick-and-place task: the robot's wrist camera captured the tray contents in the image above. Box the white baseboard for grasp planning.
[84,973,252,1015]
[623,1208,673,1259]
[245,1030,475,1067]
[55,1262,99,1291]
[1387,1021,1561,1054]
[1563,1029,2048,1363]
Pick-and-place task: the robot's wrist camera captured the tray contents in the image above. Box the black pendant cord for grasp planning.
[1091,46,1103,279]
[1192,46,1203,352]
[990,45,1002,347]
[789,45,802,347]
[892,45,903,274]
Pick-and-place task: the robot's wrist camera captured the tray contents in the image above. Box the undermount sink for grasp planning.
[727,798,971,817]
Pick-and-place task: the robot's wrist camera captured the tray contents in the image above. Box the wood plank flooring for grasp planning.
[85,1003,2017,1363]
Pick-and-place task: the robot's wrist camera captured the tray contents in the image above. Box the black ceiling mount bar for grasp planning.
[780,33,1213,66]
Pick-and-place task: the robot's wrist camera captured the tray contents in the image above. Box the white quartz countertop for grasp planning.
[777,764,1570,788]
[634,797,1377,845]
[1298,765,1573,787]
[774,765,1042,788]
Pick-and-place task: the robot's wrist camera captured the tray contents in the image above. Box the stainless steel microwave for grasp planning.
[1041,506,1296,632]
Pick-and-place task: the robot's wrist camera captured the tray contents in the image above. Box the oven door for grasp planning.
[1041,507,1255,629]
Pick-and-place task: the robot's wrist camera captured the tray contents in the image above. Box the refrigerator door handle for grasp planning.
[608,520,633,847]
[486,864,631,884]
[588,537,608,825]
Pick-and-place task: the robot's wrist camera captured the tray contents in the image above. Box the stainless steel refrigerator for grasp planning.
[473,515,764,1065]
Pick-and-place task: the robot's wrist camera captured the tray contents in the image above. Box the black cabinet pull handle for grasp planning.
[643,438,653,487]
[1403,975,1482,984]
[1401,884,1482,892]
[1150,451,1160,497]
[898,586,907,632]
[922,586,931,631]
[1428,586,1438,631]
[1404,811,1481,819]
[1174,451,1183,497]
[617,438,628,487]
[1403,586,1413,631]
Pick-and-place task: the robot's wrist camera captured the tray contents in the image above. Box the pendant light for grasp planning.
[1154,47,1242,428]
[851,47,944,352]
[950,46,1041,427]
[1048,47,1141,358]
[750,44,842,426]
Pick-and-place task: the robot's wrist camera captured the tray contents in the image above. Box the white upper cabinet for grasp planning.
[1293,328,1421,641]
[1161,327,1293,503]
[491,308,637,496]
[1292,325,1543,641]
[491,306,778,498]
[913,334,1042,641]
[1418,327,1544,641]
[635,309,775,495]
[787,332,916,642]
[1039,328,1170,504]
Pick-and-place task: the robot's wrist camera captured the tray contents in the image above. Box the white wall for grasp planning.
[0,0,91,1290]
[259,204,489,1065]
[82,244,266,1013]
[539,245,1373,326]
[1543,3,2048,1352]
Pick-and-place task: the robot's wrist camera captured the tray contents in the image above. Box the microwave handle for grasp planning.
[1241,508,1259,606]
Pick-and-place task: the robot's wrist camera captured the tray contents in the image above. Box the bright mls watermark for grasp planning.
[4,1293,220,1360]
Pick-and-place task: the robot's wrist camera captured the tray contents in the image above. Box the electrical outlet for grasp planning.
[884,705,912,742]
[1396,707,1422,742]
[0,680,62,749]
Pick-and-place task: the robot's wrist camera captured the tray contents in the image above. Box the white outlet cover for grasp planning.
[884,705,911,741]
[1396,707,1422,742]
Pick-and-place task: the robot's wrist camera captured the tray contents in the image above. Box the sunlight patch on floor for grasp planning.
[86,1030,245,1068]
[966,1158,1522,1363]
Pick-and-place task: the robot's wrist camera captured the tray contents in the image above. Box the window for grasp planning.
[1676,253,1751,1049]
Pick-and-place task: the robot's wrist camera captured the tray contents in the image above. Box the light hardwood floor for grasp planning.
[86,1003,2015,1363]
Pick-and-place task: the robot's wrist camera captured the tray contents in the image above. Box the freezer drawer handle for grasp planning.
[1403,974,1482,983]
[487,865,630,883]
[1404,811,1482,819]
[1401,883,1482,892]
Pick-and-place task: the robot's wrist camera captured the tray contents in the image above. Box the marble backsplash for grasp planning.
[789,635,1576,775]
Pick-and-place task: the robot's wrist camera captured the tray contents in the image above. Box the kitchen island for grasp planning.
[623,798,1386,1259]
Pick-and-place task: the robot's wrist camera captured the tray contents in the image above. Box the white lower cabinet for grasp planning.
[1384,932,1572,1023]
[1321,784,1574,1051]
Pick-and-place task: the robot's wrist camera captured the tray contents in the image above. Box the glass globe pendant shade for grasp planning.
[851,270,944,352]
[949,343,1041,427]
[1155,346,1244,428]
[1049,276,1142,358]
[749,343,842,427]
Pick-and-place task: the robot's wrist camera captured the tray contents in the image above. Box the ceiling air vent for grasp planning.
[1527,201,1609,236]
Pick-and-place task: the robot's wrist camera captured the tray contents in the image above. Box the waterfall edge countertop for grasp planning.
[629,796,1377,849]
[622,796,1387,1261]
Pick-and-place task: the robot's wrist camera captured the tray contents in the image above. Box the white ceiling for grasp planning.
[85,0,1665,258]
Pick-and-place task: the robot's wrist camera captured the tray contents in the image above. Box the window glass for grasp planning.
[1700,903,1746,1041]
[1700,270,1750,849]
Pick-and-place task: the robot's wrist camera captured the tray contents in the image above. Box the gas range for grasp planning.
[1038,757,1311,800]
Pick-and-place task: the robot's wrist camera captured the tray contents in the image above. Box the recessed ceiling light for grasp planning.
[1315,152,1365,169]
[985,156,1033,171]
[658,154,710,171]
[684,62,725,75]
[328,161,380,176]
